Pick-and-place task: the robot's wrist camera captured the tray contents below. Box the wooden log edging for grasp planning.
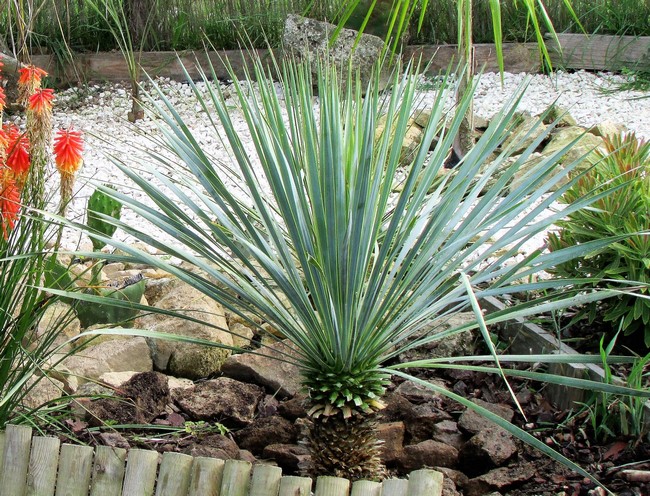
[546,33,650,72]
[30,43,542,87]
[0,424,444,496]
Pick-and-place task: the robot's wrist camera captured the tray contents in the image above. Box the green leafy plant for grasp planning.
[548,132,650,347]
[55,57,650,491]
[579,333,650,442]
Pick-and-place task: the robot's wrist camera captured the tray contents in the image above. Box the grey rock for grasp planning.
[501,113,548,155]
[283,15,396,93]
[432,420,465,451]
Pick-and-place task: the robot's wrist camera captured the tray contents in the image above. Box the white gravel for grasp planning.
[7,69,647,253]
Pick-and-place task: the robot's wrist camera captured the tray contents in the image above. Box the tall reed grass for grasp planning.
[1,0,649,55]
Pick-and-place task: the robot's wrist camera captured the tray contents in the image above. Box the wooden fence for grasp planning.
[0,424,443,496]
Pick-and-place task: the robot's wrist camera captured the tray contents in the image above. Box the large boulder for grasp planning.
[135,277,233,379]
[59,336,153,390]
[221,339,303,398]
[283,14,396,92]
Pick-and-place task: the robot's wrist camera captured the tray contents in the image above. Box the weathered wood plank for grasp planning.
[403,43,540,74]
[26,436,60,496]
[314,476,350,496]
[1,424,33,496]
[406,469,444,496]
[188,457,224,496]
[547,33,650,71]
[218,460,251,496]
[350,480,381,496]
[379,479,408,496]
[90,446,127,496]
[277,476,312,496]
[121,449,159,496]
[249,465,282,496]
[155,452,193,496]
[55,444,94,496]
[30,42,542,88]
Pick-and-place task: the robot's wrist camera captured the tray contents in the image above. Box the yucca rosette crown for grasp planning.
[28,88,54,116]
[53,128,83,176]
[0,169,21,239]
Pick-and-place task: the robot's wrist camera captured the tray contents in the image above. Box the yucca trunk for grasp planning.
[305,410,385,481]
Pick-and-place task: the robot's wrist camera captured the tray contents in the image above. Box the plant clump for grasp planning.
[548,132,650,347]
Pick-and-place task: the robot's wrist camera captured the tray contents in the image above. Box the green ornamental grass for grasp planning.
[57,58,650,490]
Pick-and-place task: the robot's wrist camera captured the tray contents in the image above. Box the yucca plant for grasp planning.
[57,58,650,489]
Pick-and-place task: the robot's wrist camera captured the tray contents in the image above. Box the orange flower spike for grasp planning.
[0,86,6,113]
[6,132,30,176]
[54,128,84,176]
[28,88,55,115]
[17,65,47,106]
[17,65,48,87]
[0,171,21,239]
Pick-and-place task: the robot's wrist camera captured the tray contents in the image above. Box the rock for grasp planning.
[543,106,577,127]
[536,125,605,178]
[501,113,548,155]
[234,416,298,455]
[134,277,233,380]
[398,440,459,472]
[460,428,517,474]
[263,443,310,473]
[34,301,80,353]
[432,420,465,451]
[398,312,477,362]
[376,116,425,167]
[167,376,194,392]
[175,377,264,426]
[277,395,308,421]
[282,15,396,93]
[229,322,255,349]
[183,434,240,460]
[22,376,63,409]
[86,371,170,426]
[590,120,626,139]
[457,399,514,435]
[464,464,536,496]
[377,422,405,465]
[61,337,153,386]
[221,339,303,398]
[98,371,140,388]
[394,379,447,404]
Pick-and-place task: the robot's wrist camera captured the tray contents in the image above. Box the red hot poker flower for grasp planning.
[28,88,54,115]
[0,86,6,113]
[54,128,84,176]
[18,65,48,87]
[6,131,30,176]
[0,171,21,239]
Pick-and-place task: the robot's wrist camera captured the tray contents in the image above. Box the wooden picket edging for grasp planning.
[0,424,443,496]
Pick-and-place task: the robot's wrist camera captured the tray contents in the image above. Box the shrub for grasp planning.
[548,132,650,347]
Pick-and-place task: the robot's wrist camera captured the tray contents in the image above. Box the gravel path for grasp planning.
[8,69,646,252]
